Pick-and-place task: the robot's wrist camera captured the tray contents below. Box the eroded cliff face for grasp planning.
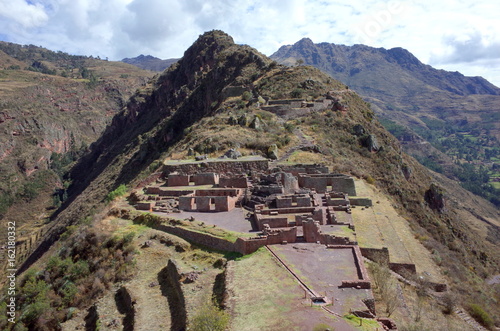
[0,50,152,221]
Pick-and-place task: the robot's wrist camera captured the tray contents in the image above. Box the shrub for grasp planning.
[190,297,229,331]
[365,175,376,185]
[284,122,295,133]
[20,301,51,326]
[441,293,455,315]
[241,91,252,101]
[105,184,128,203]
[468,303,494,328]
[290,88,304,98]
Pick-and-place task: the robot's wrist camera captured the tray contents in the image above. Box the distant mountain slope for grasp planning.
[272,38,500,96]
[271,39,500,135]
[271,38,500,206]
[122,54,178,71]
[0,41,153,222]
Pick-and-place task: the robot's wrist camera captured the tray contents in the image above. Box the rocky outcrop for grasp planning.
[425,183,446,212]
[223,148,241,159]
[267,144,279,160]
[360,134,380,152]
[249,116,262,130]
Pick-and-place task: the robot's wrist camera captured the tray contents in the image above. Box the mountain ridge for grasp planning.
[271,38,500,207]
[3,31,499,330]
[122,54,178,72]
[272,37,500,95]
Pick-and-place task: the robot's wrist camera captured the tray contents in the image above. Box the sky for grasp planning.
[0,0,499,86]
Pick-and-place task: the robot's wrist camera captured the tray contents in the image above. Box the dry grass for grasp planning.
[285,150,326,164]
[352,179,445,283]
[365,260,471,330]
[228,249,311,330]
[227,248,360,330]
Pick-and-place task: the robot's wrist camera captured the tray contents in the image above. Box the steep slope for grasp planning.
[271,39,500,206]
[8,31,500,329]
[0,42,153,228]
[122,54,178,72]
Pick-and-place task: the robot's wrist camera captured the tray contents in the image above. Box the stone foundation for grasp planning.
[136,201,155,211]
[192,172,219,185]
[219,176,249,188]
[168,174,190,186]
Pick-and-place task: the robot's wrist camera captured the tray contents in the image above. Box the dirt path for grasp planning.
[272,127,316,164]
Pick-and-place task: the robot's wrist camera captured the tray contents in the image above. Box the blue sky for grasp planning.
[0,0,499,86]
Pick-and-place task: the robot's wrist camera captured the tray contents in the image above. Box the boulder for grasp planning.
[352,124,365,136]
[368,136,379,151]
[267,144,279,160]
[361,134,380,152]
[238,115,248,126]
[227,116,237,125]
[300,145,323,154]
[249,116,262,130]
[401,163,412,180]
[223,148,241,159]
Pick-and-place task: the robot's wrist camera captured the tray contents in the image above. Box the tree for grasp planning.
[368,262,400,317]
[295,59,304,66]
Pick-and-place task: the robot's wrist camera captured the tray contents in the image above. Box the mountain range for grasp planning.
[270,38,500,137]
[0,31,499,330]
[122,54,178,72]
[270,38,500,206]
[122,39,500,206]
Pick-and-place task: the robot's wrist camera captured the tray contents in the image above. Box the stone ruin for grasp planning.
[135,163,369,247]
[258,91,349,119]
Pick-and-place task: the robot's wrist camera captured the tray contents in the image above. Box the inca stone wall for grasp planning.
[163,160,269,175]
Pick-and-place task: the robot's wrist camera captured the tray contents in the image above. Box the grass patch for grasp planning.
[468,303,494,328]
[282,150,325,164]
[177,219,252,242]
[105,184,128,203]
[229,249,301,331]
[344,314,380,330]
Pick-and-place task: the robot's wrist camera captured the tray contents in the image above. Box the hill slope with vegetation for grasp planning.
[1,31,499,330]
[0,42,153,228]
[271,38,500,207]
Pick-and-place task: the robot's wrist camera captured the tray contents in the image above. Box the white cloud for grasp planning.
[0,0,49,29]
[0,0,498,85]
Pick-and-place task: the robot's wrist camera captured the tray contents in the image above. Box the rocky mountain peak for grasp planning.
[296,37,315,48]
[387,47,423,67]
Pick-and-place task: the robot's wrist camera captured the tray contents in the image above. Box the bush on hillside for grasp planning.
[468,303,494,328]
[190,296,229,331]
[105,184,128,203]
[0,229,137,330]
